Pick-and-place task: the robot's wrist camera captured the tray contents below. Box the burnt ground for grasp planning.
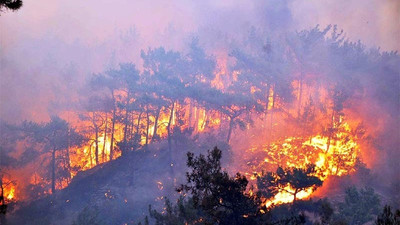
[8,144,189,224]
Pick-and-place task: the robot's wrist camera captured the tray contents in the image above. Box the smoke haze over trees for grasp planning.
[0,0,399,225]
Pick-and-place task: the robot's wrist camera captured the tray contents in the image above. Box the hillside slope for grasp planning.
[8,142,193,225]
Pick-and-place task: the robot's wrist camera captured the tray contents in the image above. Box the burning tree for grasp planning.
[2,20,399,225]
[89,71,121,161]
[257,165,323,205]
[107,63,141,156]
[151,147,315,225]
[141,47,187,152]
[231,37,294,118]
[0,122,19,206]
[26,116,84,193]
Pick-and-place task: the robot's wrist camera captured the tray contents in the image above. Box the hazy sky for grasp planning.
[2,0,398,50]
[1,0,399,121]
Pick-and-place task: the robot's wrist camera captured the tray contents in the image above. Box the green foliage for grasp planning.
[335,186,381,225]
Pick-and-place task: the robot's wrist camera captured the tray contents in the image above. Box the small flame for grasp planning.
[6,186,15,200]
[265,184,313,207]
[157,181,164,190]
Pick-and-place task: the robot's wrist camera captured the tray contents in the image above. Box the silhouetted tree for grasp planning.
[108,63,140,156]
[178,147,264,225]
[28,116,84,194]
[151,147,312,225]
[335,186,381,225]
[0,0,22,13]
[0,122,19,217]
[149,197,200,225]
[375,205,400,225]
[90,72,122,161]
[72,206,104,225]
[141,47,186,152]
[231,37,294,120]
[257,165,322,204]
[79,95,110,166]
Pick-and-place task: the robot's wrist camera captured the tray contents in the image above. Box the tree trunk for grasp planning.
[264,83,271,136]
[89,142,93,168]
[0,178,4,205]
[326,111,335,153]
[0,178,7,224]
[201,110,208,130]
[102,112,108,163]
[122,93,130,156]
[51,148,56,194]
[167,102,176,182]
[0,179,5,224]
[66,128,71,183]
[270,85,276,136]
[219,112,223,132]
[297,74,304,118]
[145,110,150,146]
[152,107,161,142]
[167,102,175,152]
[265,82,271,114]
[136,111,143,133]
[188,100,193,129]
[293,189,298,204]
[195,104,200,133]
[128,113,134,141]
[94,126,99,165]
[227,117,234,143]
[109,93,116,161]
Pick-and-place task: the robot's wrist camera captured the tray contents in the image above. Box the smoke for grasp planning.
[1,0,398,122]
[290,0,400,51]
[0,2,399,221]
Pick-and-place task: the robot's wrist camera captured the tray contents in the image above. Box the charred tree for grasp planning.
[152,107,161,142]
[167,102,175,152]
[145,110,151,147]
[326,85,348,153]
[109,94,116,161]
[102,112,108,163]
[26,117,84,194]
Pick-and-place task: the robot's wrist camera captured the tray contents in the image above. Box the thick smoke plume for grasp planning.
[1,0,399,122]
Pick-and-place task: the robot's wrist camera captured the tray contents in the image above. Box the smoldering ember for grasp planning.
[0,1,399,225]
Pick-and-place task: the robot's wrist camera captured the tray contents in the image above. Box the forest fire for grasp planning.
[265,184,314,207]
[248,122,359,178]
[244,120,360,207]
[0,53,380,205]
[1,1,399,224]
[3,183,15,202]
[5,188,14,201]
[65,101,222,172]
